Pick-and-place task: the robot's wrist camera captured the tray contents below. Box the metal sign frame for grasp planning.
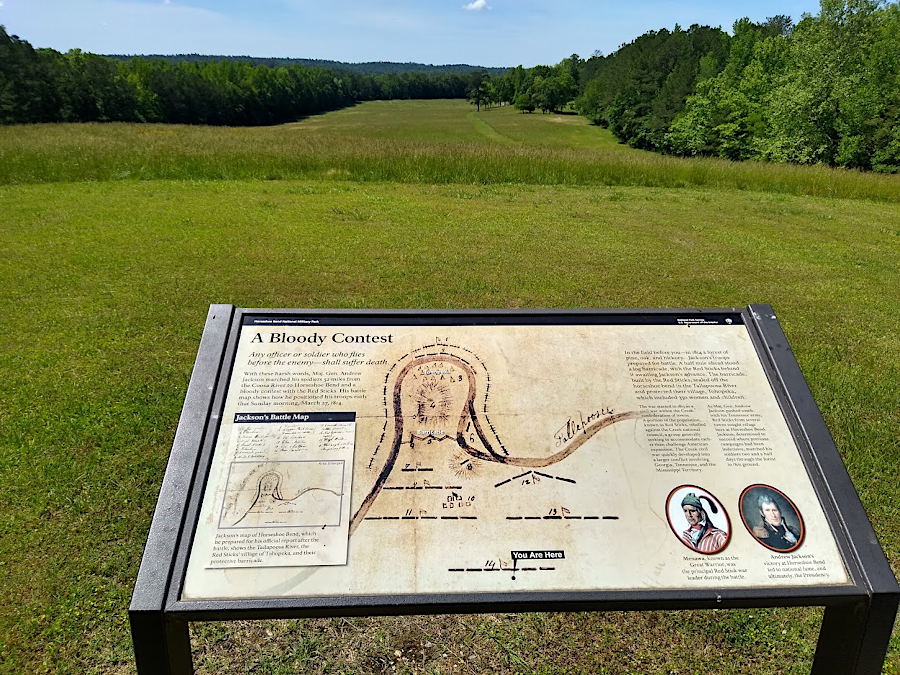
[129,304,898,674]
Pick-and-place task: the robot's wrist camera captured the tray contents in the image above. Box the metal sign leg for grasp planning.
[812,596,898,674]
[130,610,194,675]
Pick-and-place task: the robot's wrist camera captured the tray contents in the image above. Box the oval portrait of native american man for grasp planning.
[666,485,731,555]
[740,484,805,553]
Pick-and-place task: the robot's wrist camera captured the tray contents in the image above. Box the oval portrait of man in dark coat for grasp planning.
[739,484,805,553]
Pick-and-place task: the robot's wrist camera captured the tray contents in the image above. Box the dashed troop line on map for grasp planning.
[349,342,640,535]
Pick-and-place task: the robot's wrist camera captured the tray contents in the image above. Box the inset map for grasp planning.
[219,460,345,529]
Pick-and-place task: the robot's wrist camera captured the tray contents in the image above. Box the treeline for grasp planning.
[0,26,470,126]
[107,54,508,77]
[574,0,900,172]
[466,58,581,113]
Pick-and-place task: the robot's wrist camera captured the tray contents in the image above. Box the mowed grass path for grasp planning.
[1,101,899,674]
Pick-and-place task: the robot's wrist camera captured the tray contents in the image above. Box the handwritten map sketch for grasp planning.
[182,321,851,600]
[220,461,345,529]
[200,412,356,569]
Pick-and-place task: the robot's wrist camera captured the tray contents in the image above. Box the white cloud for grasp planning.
[463,0,489,11]
[162,0,171,4]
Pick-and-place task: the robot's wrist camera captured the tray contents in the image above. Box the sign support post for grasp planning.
[814,596,899,674]
[130,304,234,675]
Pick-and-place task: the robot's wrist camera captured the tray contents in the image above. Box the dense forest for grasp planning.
[571,0,900,172]
[2,0,898,171]
[0,26,471,126]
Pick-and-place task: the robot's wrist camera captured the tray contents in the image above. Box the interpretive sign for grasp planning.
[130,306,898,675]
[184,315,848,599]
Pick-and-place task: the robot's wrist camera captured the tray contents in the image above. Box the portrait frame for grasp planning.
[739,484,805,553]
[666,485,731,555]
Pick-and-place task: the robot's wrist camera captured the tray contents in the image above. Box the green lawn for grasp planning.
[0,100,898,674]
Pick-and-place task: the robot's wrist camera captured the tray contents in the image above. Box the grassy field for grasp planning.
[1,100,899,674]
[3,100,900,202]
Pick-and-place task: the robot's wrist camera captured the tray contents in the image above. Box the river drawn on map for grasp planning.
[219,460,345,529]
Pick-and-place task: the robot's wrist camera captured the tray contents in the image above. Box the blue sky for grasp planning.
[2,0,823,67]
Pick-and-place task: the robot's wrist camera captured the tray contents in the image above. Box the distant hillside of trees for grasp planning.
[105,54,508,77]
[0,26,472,125]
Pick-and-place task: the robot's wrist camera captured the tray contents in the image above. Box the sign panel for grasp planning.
[182,315,850,600]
